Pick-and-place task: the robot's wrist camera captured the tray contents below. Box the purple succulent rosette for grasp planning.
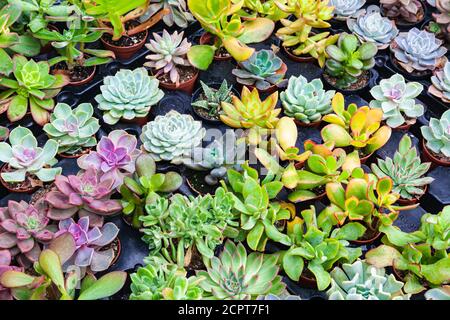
[45,167,122,228]
[77,130,141,190]
[0,249,23,300]
[55,216,119,272]
[0,199,55,266]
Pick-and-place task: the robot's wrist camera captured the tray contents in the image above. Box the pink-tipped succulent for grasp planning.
[45,167,122,228]
[381,0,425,23]
[77,130,141,190]
[0,199,55,265]
[0,249,23,300]
[55,216,119,273]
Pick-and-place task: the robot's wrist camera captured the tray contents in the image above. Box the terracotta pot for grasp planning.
[58,148,92,159]
[294,161,305,170]
[294,119,322,128]
[101,29,148,60]
[121,116,149,127]
[422,139,450,167]
[155,68,199,95]
[389,52,432,80]
[360,151,374,164]
[392,118,416,131]
[322,69,374,95]
[381,1,427,31]
[282,45,316,63]
[243,62,288,94]
[349,230,381,245]
[396,185,427,206]
[0,164,39,194]
[40,25,59,54]
[199,33,232,61]
[109,238,122,267]
[298,273,318,289]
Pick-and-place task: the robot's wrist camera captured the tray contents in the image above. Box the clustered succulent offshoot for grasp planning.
[421,109,450,158]
[429,60,450,103]
[191,80,234,119]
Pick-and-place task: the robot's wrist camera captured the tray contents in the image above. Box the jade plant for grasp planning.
[0,55,68,125]
[186,0,275,70]
[282,206,363,291]
[327,260,410,300]
[96,68,164,124]
[421,109,450,158]
[191,80,234,119]
[0,199,55,266]
[369,74,424,128]
[45,168,122,227]
[144,30,193,85]
[139,0,194,28]
[232,49,287,91]
[197,240,285,299]
[77,130,142,189]
[329,0,366,20]
[429,60,450,103]
[140,110,205,162]
[120,154,182,229]
[321,93,392,157]
[0,126,61,186]
[371,135,434,201]
[239,0,288,21]
[324,33,378,89]
[43,103,100,156]
[380,0,424,23]
[366,206,450,294]
[390,28,448,73]
[347,5,399,50]
[280,76,335,124]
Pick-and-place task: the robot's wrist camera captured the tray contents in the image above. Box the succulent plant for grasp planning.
[43,103,100,156]
[330,0,366,20]
[421,109,450,158]
[0,199,55,265]
[390,28,448,73]
[429,60,450,103]
[325,33,378,89]
[381,0,424,23]
[232,49,287,91]
[120,154,182,229]
[140,110,205,162]
[0,55,68,125]
[0,249,22,300]
[281,76,335,124]
[371,135,434,200]
[191,80,234,117]
[369,74,424,128]
[425,286,450,300]
[95,68,164,125]
[256,292,302,300]
[144,30,192,85]
[46,168,122,228]
[139,0,195,28]
[78,130,141,189]
[321,93,392,156]
[429,0,450,43]
[197,240,285,299]
[54,216,119,272]
[240,0,289,21]
[347,5,399,50]
[282,206,363,290]
[0,127,61,184]
[327,260,410,300]
[275,0,334,28]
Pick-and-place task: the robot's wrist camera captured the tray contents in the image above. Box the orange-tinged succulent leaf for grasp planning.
[326,182,345,208]
[365,125,392,154]
[321,124,352,147]
[238,18,275,44]
[222,35,254,62]
[346,178,369,200]
[350,110,366,136]
[331,92,345,115]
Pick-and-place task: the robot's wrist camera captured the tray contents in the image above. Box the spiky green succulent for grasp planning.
[43,103,100,155]
[139,0,195,28]
[421,109,450,157]
[281,75,335,124]
[429,60,450,103]
[140,110,205,162]
[191,80,234,117]
[95,68,164,125]
[327,260,410,300]
[369,74,424,128]
[197,240,285,300]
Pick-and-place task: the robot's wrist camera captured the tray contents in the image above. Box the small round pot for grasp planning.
[101,29,148,60]
[109,238,122,267]
[396,185,428,206]
[392,118,416,131]
[156,68,199,95]
[58,148,92,159]
[199,33,232,61]
[294,119,322,128]
[381,1,427,31]
[0,164,39,194]
[422,139,450,167]
[389,52,432,80]
[298,273,318,289]
[360,151,374,164]
[349,229,381,245]
[282,45,316,63]
[322,69,375,95]
[40,25,60,54]
[243,62,288,94]
[185,171,218,196]
[52,65,96,87]
[120,115,149,127]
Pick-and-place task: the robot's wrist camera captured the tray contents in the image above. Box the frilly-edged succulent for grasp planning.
[144,30,192,84]
[0,199,55,265]
[330,0,366,20]
[95,68,164,125]
[281,75,335,124]
[391,28,448,73]
[45,168,122,228]
[421,109,450,157]
[54,216,119,272]
[232,49,287,91]
[78,130,141,190]
[0,126,61,184]
[327,260,410,300]
[381,0,425,23]
[43,103,100,156]
[369,74,424,128]
[425,286,450,300]
[371,134,434,200]
[191,80,234,118]
[429,60,450,103]
[140,110,205,162]
[197,240,285,300]
[347,5,399,50]
[139,0,195,28]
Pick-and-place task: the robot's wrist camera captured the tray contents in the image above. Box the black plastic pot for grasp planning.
[322,69,377,96]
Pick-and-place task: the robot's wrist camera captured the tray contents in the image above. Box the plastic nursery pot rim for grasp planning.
[241,62,288,94]
[321,69,375,95]
[392,118,417,131]
[422,139,450,167]
[388,52,433,81]
[199,32,232,61]
[396,184,428,206]
[100,28,149,60]
[294,118,322,128]
[360,151,374,164]
[58,147,92,159]
[120,115,149,127]
[52,64,97,87]
[282,45,316,63]
[153,67,199,95]
[380,1,427,30]
[349,229,381,245]
[0,164,39,194]
[109,237,122,267]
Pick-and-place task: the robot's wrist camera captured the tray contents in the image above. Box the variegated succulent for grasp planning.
[429,60,450,103]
